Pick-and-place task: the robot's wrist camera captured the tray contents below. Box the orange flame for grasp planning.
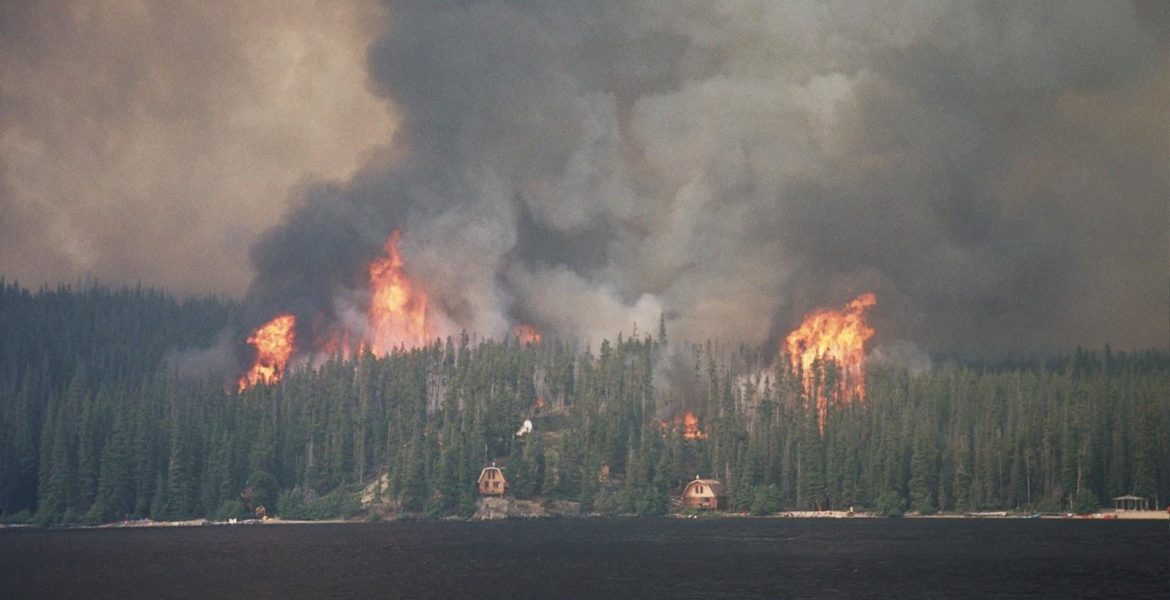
[513,324,541,345]
[661,410,708,440]
[239,314,296,390]
[535,396,544,410]
[784,293,876,434]
[682,411,707,440]
[367,230,430,354]
[317,328,356,360]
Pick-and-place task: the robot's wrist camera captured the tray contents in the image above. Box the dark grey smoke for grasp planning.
[247,1,1169,358]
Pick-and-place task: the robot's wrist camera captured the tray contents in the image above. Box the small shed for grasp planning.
[477,464,507,496]
[682,477,728,510]
[1112,495,1149,511]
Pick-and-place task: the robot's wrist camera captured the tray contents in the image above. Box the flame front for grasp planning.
[239,314,296,391]
[367,230,430,354]
[784,293,876,434]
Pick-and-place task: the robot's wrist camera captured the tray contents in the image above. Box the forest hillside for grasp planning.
[1,280,1166,525]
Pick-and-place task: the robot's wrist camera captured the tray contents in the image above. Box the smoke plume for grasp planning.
[257,1,1167,356]
[6,1,1168,358]
[0,1,395,297]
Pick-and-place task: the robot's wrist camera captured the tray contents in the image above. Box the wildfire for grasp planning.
[366,230,431,355]
[661,410,708,440]
[682,411,707,440]
[317,327,358,360]
[513,324,541,345]
[784,293,876,434]
[237,230,435,386]
[238,314,296,391]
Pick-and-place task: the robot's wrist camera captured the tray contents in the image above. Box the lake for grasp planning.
[1,518,1167,598]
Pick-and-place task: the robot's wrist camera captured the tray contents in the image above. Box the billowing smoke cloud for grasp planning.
[255,0,1165,356]
[0,1,395,297]
[7,1,1168,358]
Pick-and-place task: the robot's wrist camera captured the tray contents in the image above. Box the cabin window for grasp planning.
[697,485,704,494]
[494,482,500,489]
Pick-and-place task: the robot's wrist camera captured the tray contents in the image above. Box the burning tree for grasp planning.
[784,293,876,434]
[366,230,431,355]
[238,314,296,390]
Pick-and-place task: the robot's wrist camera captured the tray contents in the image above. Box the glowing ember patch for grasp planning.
[239,314,296,390]
[318,329,352,360]
[367,230,430,355]
[784,293,876,434]
[661,411,708,440]
[513,324,541,345]
[682,411,707,440]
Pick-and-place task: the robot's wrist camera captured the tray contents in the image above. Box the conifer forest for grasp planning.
[1,281,1166,525]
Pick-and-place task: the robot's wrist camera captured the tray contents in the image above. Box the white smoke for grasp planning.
[869,341,933,375]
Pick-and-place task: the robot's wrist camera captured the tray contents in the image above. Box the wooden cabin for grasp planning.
[681,477,728,510]
[477,464,507,496]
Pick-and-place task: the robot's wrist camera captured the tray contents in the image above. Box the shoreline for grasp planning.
[0,517,356,531]
[3,508,1166,531]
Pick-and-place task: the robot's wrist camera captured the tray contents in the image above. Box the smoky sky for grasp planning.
[5,1,1168,357]
[0,1,395,297]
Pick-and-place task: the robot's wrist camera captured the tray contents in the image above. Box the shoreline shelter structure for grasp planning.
[1111,495,1149,511]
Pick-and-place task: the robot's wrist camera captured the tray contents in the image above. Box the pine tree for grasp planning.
[909,427,939,514]
[93,407,134,521]
[401,430,428,512]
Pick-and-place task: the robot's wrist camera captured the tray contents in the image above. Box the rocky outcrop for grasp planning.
[360,474,391,509]
[472,497,581,520]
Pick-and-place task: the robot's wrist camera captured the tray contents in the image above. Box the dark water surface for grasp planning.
[2,518,1167,599]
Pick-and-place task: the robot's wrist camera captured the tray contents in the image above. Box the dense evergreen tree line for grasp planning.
[1,281,1166,525]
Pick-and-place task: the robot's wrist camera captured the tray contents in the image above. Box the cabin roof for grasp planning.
[477,465,505,480]
[684,478,727,495]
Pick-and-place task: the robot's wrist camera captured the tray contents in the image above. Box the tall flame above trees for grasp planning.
[238,314,296,390]
[784,293,876,434]
[237,230,435,387]
[366,230,431,355]
[233,230,562,386]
